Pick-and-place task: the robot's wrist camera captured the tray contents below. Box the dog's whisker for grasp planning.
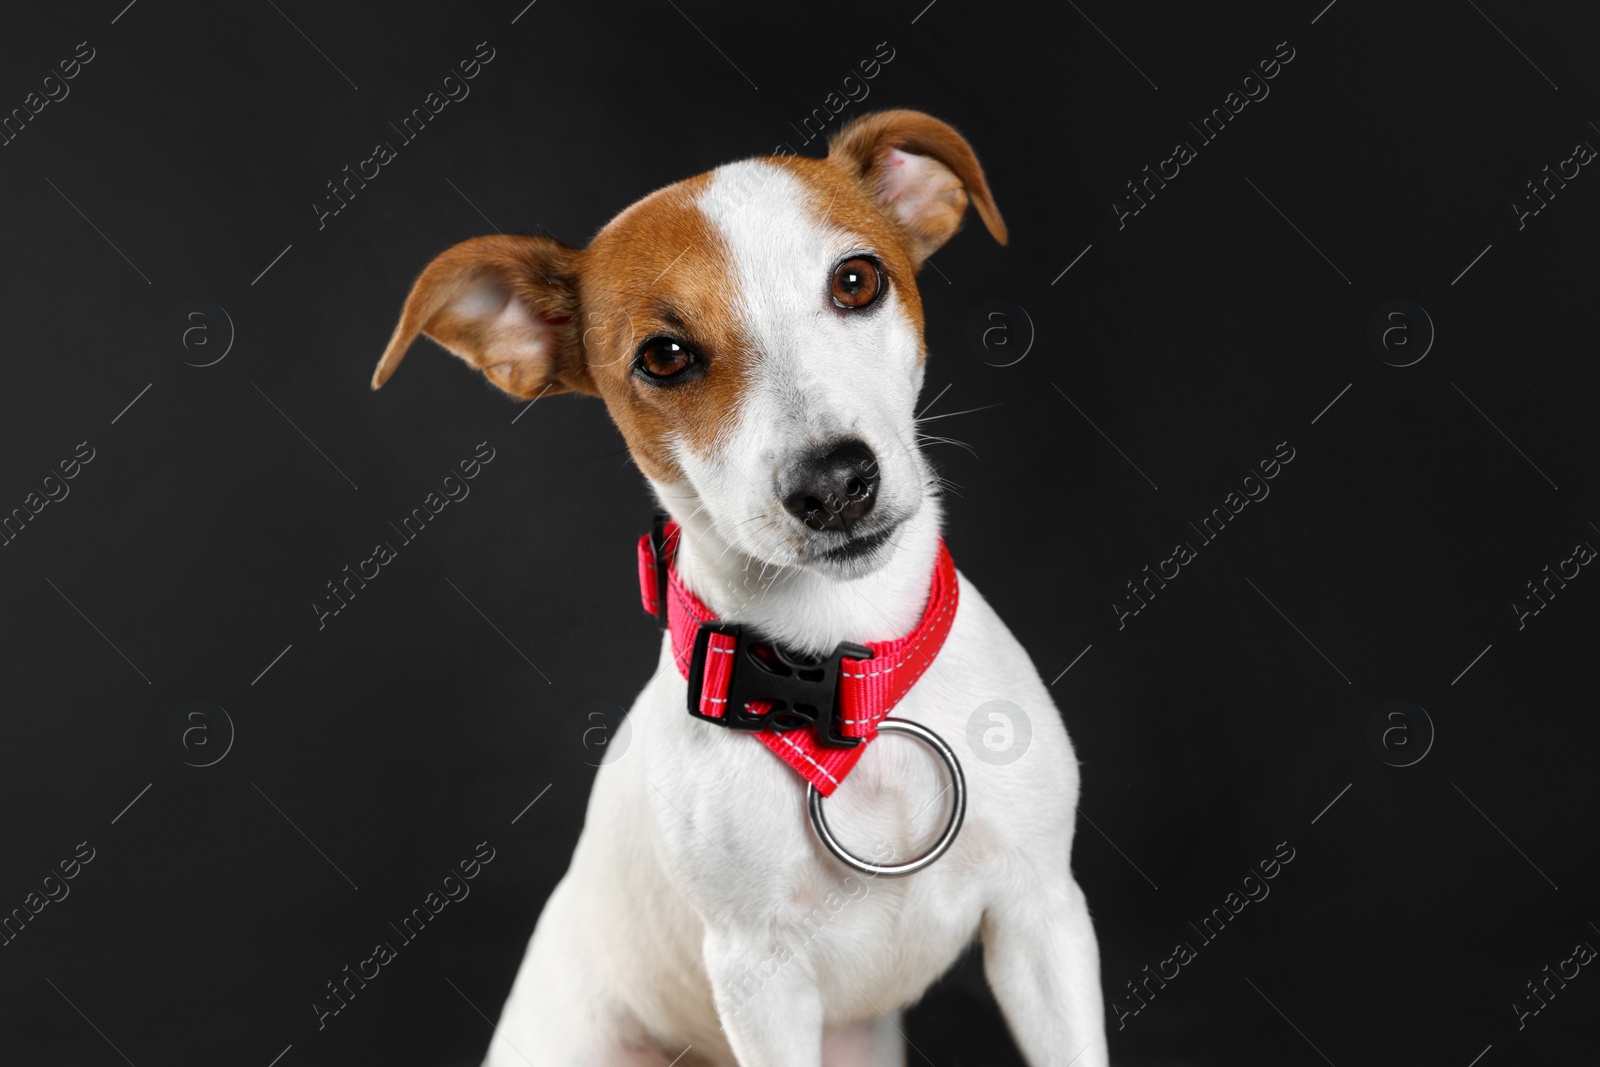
[915,402,1003,424]
[916,434,978,459]
[914,431,972,446]
[915,381,953,421]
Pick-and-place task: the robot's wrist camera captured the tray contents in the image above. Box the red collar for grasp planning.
[638,519,959,796]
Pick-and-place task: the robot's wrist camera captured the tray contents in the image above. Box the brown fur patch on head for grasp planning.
[577,176,759,484]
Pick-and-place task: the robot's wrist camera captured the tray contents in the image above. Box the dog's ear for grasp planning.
[371,234,593,399]
[827,109,1007,265]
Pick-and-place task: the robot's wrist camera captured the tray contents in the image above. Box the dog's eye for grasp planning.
[634,337,697,382]
[830,257,883,310]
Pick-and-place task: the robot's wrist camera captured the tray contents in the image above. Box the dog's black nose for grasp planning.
[782,439,881,533]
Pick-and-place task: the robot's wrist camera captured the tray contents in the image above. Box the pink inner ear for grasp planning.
[446,277,556,365]
[484,290,557,363]
[878,148,927,205]
[876,148,962,231]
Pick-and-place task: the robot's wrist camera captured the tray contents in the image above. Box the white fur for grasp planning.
[481,163,1107,1067]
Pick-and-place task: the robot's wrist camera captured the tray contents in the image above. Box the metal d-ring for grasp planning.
[806,717,966,877]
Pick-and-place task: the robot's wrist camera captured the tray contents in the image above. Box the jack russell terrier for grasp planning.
[372,109,1107,1067]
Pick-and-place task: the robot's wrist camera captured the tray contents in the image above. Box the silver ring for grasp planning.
[807,717,966,877]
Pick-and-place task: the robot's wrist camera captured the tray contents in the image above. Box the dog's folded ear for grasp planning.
[827,109,1007,266]
[371,234,592,399]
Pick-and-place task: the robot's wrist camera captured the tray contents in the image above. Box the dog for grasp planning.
[372,109,1107,1067]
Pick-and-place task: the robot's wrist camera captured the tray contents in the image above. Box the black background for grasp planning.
[2,1,1597,1065]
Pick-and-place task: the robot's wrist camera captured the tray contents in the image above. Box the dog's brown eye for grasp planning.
[635,337,696,382]
[831,257,883,309]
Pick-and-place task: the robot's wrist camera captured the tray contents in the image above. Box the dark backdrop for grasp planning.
[2,2,1597,1065]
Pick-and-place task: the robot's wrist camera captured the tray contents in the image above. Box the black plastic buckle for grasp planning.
[685,621,872,748]
[648,512,673,629]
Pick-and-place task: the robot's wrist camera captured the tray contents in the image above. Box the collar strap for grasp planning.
[637,518,959,796]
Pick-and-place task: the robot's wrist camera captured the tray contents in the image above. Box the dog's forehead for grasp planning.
[588,157,911,295]
[695,160,890,295]
[749,155,917,264]
[584,157,924,356]
[716,157,928,289]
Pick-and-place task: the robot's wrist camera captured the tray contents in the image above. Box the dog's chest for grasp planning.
[635,671,988,994]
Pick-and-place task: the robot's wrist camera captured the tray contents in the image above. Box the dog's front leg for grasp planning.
[982,876,1110,1067]
[703,929,826,1067]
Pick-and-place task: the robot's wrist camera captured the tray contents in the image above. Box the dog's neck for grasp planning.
[650,482,945,656]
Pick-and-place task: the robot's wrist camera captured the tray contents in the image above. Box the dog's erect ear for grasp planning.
[371,234,592,399]
[827,109,1007,265]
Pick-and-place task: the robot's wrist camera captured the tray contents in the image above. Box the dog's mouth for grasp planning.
[808,523,898,567]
